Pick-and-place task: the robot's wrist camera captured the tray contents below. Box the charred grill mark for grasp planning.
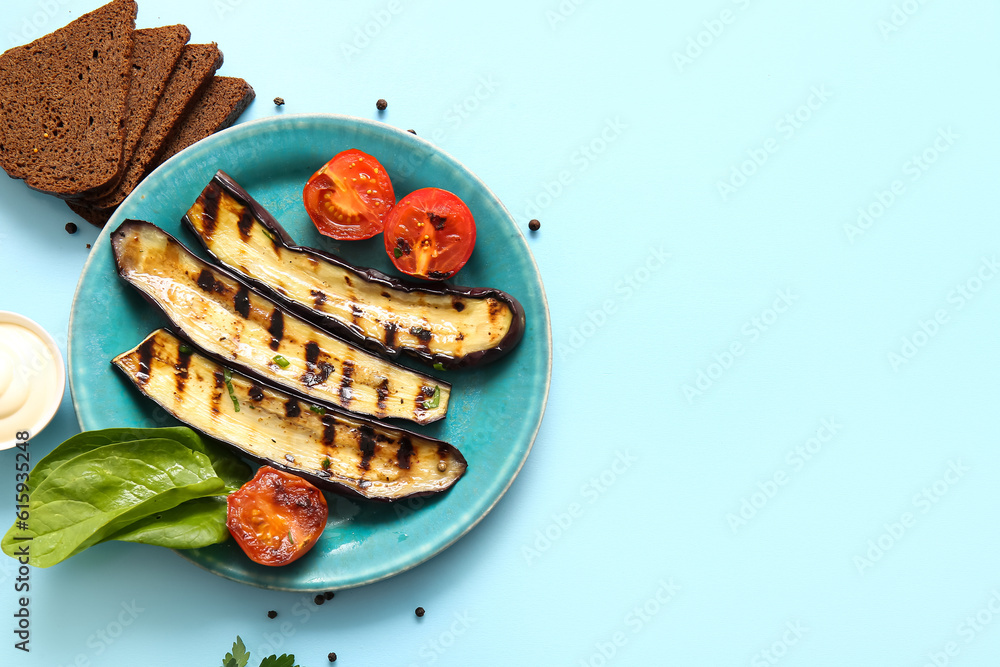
[344,275,353,287]
[427,271,448,280]
[174,344,192,394]
[437,442,450,463]
[211,370,224,415]
[310,289,327,307]
[304,341,320,367]
[196,269,215,293]
[136,336,154,384]
[359,425,377,471]
[268,309,284,350]
[248,383,264,401]
[321,414,337,446]
[236,207,254,241]
[234,285,250,318]
[376,377,389,412]
[381,291,391,299]
[487,298,502,322]
[284,398,301,418]
[455,332,464,341]
[384,321,397,348]
[396,436,413,470]
[302,362,335,387]
[428,212,447,230]
[199,184,221,235]
[409,326,432,346]
[395,237,411,256]
[339,360,355,404]
[195,268,226,294]
[351,304,363,324]
[452,301,465,312]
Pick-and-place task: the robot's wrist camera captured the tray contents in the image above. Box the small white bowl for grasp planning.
[0,311,66,450]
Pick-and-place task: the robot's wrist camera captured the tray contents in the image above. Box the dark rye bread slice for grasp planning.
[70,76,254,226]
[158,77,255,163]
[74,42,222,214]
[0,0,137,198]
[84,25,190,199]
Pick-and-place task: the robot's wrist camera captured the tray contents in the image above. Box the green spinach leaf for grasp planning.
[1,438,224,567]
[103,496,229,548]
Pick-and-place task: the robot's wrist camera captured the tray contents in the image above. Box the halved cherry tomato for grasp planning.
[383,188,476,280]
[303,149,396,240]
[226,466,328,566]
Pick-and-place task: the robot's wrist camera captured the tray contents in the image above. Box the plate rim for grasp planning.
[67,112,552,591]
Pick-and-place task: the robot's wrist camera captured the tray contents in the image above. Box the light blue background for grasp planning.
[1,0,998,665]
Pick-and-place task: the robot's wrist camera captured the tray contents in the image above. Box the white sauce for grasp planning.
[0,323,62,442]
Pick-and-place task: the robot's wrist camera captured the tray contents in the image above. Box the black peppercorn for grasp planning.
[528,219,540,231]
[314,594,325,605]
[376,98,388,111]
[415,607,425,617]
[65,222,78,234]
[267,610,277,619]
[324,591,335,600]
[327,652,337,662]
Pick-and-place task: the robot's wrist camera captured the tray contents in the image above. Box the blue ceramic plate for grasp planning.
[68,114,551,591]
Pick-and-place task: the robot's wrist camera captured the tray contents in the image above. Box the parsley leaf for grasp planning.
[222,636,250,667]
[424,386,441,409]
[258,655,298,667]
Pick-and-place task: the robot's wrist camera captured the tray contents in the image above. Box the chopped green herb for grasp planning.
[259,226,277,243]
[287,531,295,545]
[433,362,446,371]
[179,344,192,354]
[309,405,326,415]
[321,457,331,470]
[223,368,240,413]
[393,247,402,258]
[272,355,290,368]
[424,386,441,410]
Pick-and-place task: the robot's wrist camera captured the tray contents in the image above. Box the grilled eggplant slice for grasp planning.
[182,171,525,369]
[112,220,450,424]
[112,329,467,500]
